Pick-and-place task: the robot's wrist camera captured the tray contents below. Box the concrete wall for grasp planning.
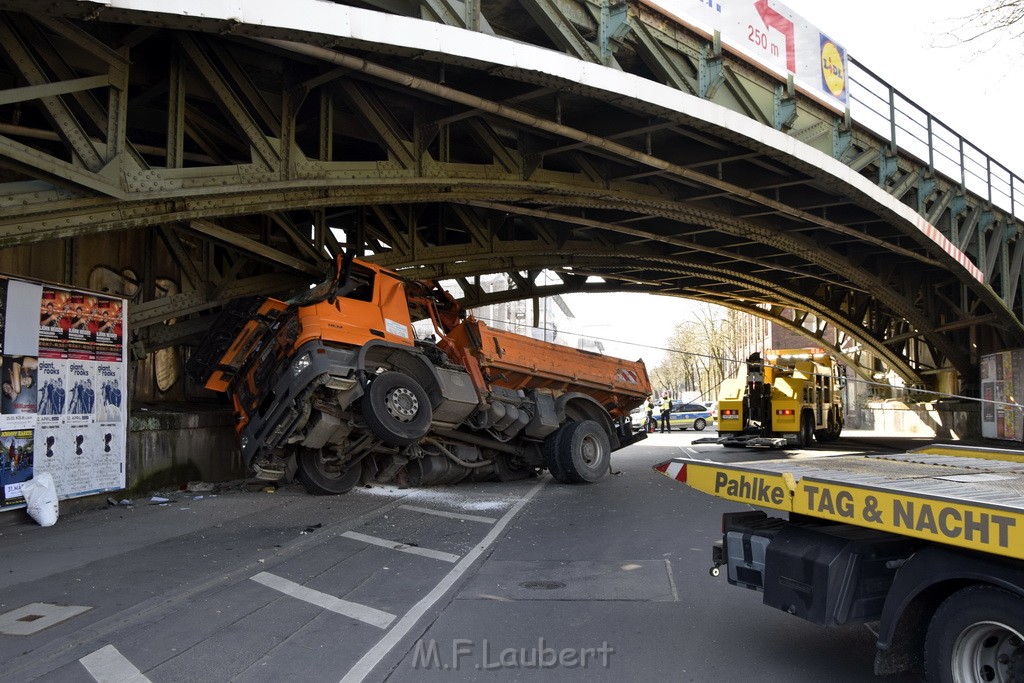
[845,401,988,441]
[126,408,245,495]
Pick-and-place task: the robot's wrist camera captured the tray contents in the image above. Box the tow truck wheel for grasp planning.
[925,585,1024,683]
[693,418,707,431]
[556,419,611,484]
[799,412,814,448]
[296,447,362,495]
[362,371,432,446]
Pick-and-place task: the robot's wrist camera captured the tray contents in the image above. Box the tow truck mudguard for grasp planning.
[874,544,1024,673]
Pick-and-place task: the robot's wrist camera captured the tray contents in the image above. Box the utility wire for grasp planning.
[469,314,1024,412]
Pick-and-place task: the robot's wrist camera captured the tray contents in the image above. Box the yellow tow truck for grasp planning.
[703,348,845,448]
[656,445,1024,680]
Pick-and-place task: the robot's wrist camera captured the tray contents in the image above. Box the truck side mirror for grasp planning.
[329,251,356,305]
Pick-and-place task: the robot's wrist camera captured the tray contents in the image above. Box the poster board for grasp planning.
[980,349,1024,441]
[1,276,127,508]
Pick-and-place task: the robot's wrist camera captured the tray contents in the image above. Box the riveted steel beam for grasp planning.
[184,219,325,276]
[176,33,281,172]
[0,14,105,172]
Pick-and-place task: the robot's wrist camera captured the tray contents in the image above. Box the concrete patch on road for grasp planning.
[0,602,91,636]
[457,560,677,601]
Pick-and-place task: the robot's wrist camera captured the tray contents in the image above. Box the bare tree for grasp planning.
[649,304,735,400]
[960,1,1024,42]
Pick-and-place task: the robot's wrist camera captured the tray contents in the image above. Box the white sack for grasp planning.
[22,473,59,527]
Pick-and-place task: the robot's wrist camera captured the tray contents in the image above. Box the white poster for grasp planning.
[645,0,849,109]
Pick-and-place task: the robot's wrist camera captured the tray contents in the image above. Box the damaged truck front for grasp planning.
[187,256,651,495]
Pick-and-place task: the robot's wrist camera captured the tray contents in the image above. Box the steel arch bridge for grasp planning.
[0,0,1020,391]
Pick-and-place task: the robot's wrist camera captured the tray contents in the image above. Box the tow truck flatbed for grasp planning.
[657,445,1024,561]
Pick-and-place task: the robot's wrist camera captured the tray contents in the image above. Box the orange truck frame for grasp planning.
[188,255,651,494]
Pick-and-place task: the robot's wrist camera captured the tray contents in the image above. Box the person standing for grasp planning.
[660,393,671,433]
[643,396,655,433]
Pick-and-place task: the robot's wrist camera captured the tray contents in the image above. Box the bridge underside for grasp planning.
[0,1,1020,391]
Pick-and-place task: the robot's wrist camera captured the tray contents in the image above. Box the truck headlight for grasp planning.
[293,353,312,376]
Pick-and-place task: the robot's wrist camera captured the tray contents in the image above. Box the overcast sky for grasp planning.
[561,0,1020,370]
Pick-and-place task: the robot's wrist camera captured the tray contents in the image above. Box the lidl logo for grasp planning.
[819,36,847,102]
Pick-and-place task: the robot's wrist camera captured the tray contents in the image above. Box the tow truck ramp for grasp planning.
[656,445,1024,561]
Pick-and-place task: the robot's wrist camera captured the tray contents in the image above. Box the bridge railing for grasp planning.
[848,57,1021,223]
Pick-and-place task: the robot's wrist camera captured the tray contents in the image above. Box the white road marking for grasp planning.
[341,531,461,563]
[664,559,680,602]
[399,504,497,524]
[80,644,152,683]
[340,478,548,683]
[250,572,395,629]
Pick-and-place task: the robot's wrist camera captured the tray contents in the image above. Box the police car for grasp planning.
[664,401,714,431]
[634,401,714,431]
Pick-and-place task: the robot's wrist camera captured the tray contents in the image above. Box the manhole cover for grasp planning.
[519,581,565,590]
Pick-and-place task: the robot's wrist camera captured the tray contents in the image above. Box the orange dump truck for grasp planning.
[188,256,651,494]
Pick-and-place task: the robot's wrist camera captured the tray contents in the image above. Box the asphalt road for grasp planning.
[0,430,925,682]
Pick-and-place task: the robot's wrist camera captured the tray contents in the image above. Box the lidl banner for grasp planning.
[645,0,849,109]
[0,275,127,507]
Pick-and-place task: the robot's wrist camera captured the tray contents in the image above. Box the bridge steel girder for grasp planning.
[0,1,1018,391]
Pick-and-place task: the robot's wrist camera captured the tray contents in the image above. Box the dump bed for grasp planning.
[656,445,1024,561]
[446,317,651,418]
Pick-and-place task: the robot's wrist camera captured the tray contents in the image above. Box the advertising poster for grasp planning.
[0,428,33,506]
[67,294,98,358]
[36,352,67,427]
[645,0,849,109]
[0,278,7,354]
[39,287,71,349]
[94,297,124,359]
[65,359,97,427]
[980,349,1024,441]
[0,275,127,507]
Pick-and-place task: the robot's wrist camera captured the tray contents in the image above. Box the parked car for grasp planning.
[630,406,649,432]
[701,401,718,422]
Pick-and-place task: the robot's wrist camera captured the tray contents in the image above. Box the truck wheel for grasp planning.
[924,585,1024,683]
[296,447,362,495]
[493,452,530,482]
[362,371,432,446]
[693,418,707,431]
[799,412,814,448]
[556,420,610,484]
[542,427,572,483]
[827,410,843,440]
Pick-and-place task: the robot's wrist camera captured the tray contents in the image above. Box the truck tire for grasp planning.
[542,427,572,483]
[827,409,843,440]
[493,452,531,482]
[362,371,432,447]
[693,418,707,431]
[799,411,814,448]
[296,447,362,495]
[816,408,839,442]
[556,419,610,484]
[924,585,1024,683]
